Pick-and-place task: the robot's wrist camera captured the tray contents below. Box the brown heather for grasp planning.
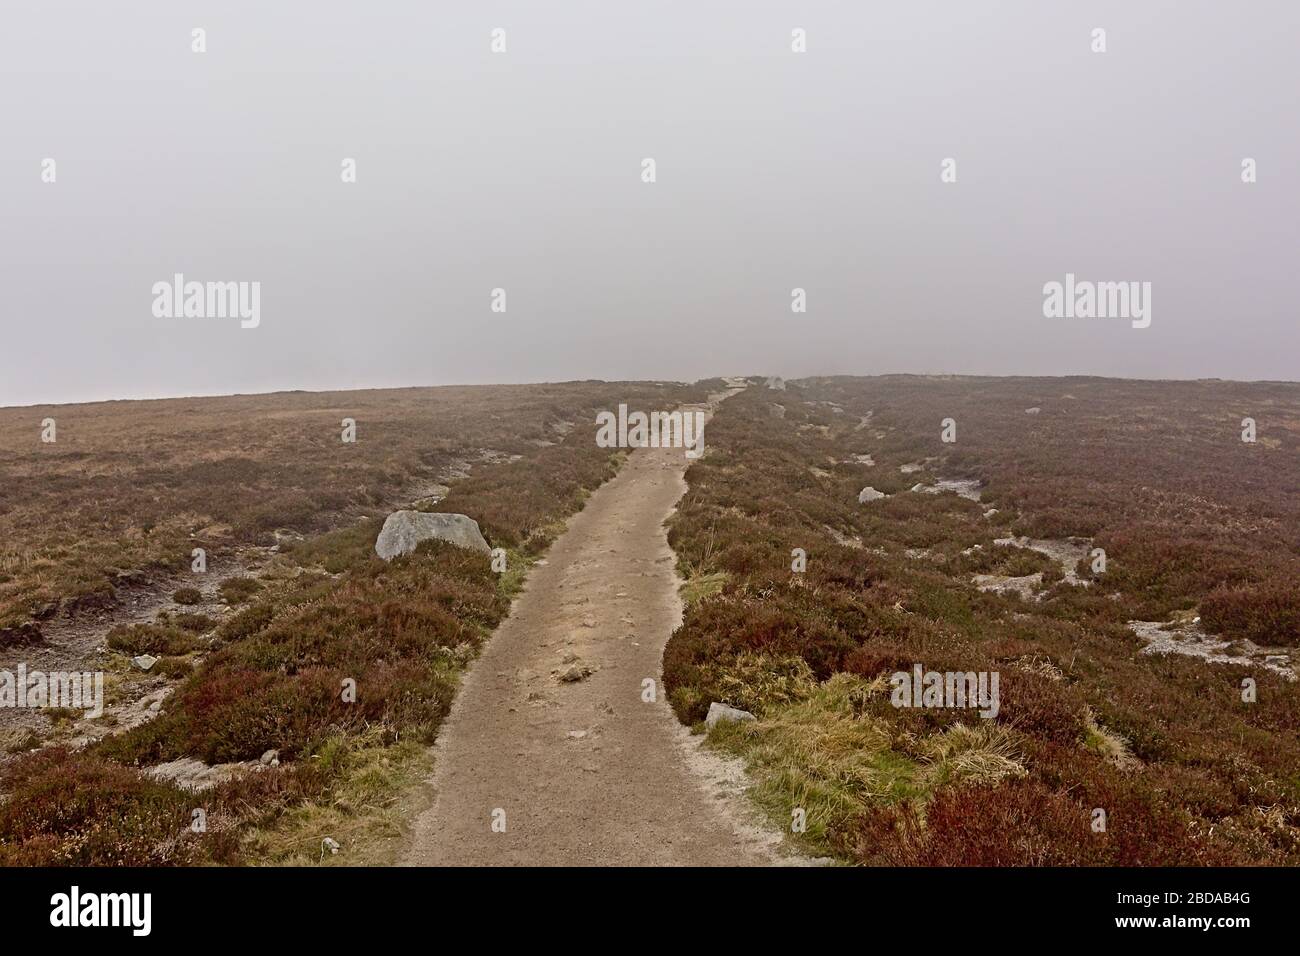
[0,380,705,864]
[665,376,1300,865]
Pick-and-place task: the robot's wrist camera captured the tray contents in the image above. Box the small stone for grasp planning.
[260,748,280,766]
[858,486,886,504]
[131,655,158,671]
[556,662,595,683]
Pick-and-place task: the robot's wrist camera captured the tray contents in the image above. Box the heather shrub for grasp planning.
[172,586,203,605]
[106,622,201,656]
[667,378,1300,865]
[218,575,262,604]
[1201,581,1300,646]
[0,750,201,866]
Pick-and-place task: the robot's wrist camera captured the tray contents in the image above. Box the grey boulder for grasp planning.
[705,702,756,729]
[375,511,491,560]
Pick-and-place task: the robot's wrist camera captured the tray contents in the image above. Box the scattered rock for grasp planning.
[972,573,1043,600]
[260,748,280,767]
[375,511,491,560]
[131,655,159,671]
[1025,407,1042,415]
[1129,619,1294,679]
[824,525,864,549]
[858,486,887,504]
[705,702,756,729]
[765,376,786,390]
[995,535,1092,585]
[917,478,983,502]
[556,661,595,683]
[145,757,249,792]
[413,483,450,505]
[321,837,341,857]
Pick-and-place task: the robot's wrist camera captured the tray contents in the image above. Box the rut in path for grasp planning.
[401,394,787,866]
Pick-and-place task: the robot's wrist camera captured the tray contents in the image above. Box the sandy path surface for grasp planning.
[402,393,787,866]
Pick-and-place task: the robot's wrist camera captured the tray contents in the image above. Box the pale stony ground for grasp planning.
[401,392,803,866]
[0,546,268,750]
[1128,618,1294,680]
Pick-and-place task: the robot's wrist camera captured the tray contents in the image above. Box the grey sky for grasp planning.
[2,1,1297,407]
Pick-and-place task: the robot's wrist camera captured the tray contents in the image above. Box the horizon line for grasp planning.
[5,370,1300,411]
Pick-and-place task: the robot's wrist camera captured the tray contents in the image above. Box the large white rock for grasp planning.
[375,511,491,560]
[858,486,887,504]
[705,702,756,729]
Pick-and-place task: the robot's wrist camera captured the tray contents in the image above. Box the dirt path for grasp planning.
[401,392,789,866]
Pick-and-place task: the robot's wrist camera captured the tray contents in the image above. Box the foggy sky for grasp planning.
[2,1,1297,407]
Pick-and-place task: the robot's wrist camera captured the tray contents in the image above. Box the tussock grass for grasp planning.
[707,675,923,853]
[679,570,730,608]
[240,730,435,867]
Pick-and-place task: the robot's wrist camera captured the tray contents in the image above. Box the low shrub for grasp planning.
[172,587,203,605]
[106,622,201,657]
